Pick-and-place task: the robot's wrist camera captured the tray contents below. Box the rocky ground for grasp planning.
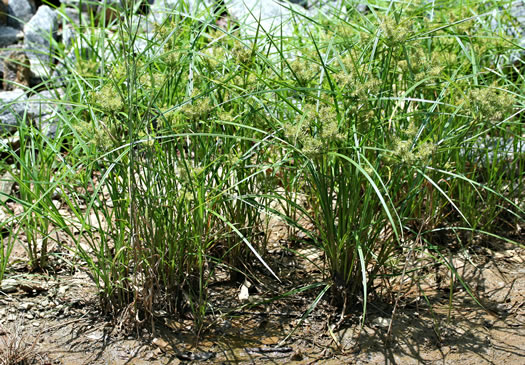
[0,234,524,364]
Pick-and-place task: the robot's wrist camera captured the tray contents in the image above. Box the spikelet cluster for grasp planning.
[284,104,343,157]
[93,83,124,113]
[290,58,316,86]
[181,89,213,122]
[389,121,436,165]
[466,87,515,122]
[379,16,414,47]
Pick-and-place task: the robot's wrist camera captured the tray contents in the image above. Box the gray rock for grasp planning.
[6,0,36,29]
[26,89,64,117]
[23,5,58,79]
[148,0,214,25]
[0,88,63,135]
[0,171,15,203]
[148,0,183,24]
[310,0,346,18]
[62,7,83,25]
[225,0,299,37]
[0,89,28,132]
[57,6,90,30]
[356,4,369,14]
[1,278,18,293]
[61,0,98,13]
[39,299,50,308]
[288,0,308,8]
[35,113,59,138]
[149,0,182,24]
[0,44,22,73]
[58,8,86,48]
[0,25,22,47]
[506,2,525,63]
[97,0,127,27]
[512,0,525,18]
[102,0,126,11]
[462,137,525,166]
[511,1,525,36]
[62,25,76,49]
[147,0,307,37]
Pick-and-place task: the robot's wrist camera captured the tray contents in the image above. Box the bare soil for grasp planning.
[1,231,524,364]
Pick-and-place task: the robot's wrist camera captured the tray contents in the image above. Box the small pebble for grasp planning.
[372,317,391,328]
[1,279,18,293]
[19,302,34,311]
[58,285,68,295]
[40,299,50,308]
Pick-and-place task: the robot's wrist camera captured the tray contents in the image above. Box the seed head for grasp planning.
[94,84,124,113]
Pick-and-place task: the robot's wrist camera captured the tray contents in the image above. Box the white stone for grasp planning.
[371,316,391,328]
[24,6,58,78]
[1,278,18,293]
[225,0,297,37]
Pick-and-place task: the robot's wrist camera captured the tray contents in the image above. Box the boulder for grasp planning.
[511,0,525,30]
[287,0,307,8]
[61,0,100,13]
[2,49,30,90]
[3,50,31,91]
[356,3,369,14]
[61,24,77,49]
[26,88,65,118]
[0,89,27,132]
[461,137,525,167]
[224,0,299,37]
[0,87,64,135]
[23,5,58,79]
[0,25,22,47]
[6,0,35,29]
[37,116,59,138]
[499,1,525,63]
[148,0,214,25]
[58,8,91,49]
[511,0,525,47]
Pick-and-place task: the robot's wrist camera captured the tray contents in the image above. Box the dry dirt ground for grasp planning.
[1,234,524,364]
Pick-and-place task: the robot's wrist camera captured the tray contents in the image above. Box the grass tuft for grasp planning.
[0,0,522,333]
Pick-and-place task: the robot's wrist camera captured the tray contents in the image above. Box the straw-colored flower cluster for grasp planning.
[379,16,414,46]
[284,104,343,157]
[466,87,515,122]
[389,121,436,165]
[94,83,123,113]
